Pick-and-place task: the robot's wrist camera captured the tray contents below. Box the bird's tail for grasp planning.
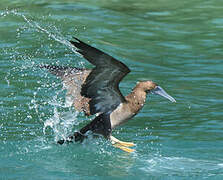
[39,65,84,78]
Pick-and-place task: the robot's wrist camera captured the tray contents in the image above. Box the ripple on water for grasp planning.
[141,156,223,178]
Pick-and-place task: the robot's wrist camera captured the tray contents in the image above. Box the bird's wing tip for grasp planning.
[71,37,81,43]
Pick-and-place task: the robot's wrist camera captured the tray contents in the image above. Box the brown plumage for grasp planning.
[41,37,176,152]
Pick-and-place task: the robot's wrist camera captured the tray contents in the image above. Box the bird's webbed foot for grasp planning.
[110,135,136,153]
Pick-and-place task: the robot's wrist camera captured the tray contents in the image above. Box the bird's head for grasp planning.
[137,81,176,102]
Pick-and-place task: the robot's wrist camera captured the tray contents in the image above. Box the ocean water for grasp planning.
[1,0,223,179]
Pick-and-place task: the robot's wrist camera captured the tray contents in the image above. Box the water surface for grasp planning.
[1,0,223,179]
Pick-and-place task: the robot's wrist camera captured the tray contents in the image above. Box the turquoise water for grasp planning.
[1,0,223,179]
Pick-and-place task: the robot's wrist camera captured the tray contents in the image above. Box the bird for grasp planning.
[41,37,176,152]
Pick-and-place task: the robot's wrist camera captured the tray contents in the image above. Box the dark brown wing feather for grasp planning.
[70,37,130,115]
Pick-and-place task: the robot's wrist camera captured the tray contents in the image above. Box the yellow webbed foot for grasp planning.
[110,135,136,152]
[110,135,135,147]
[113,143,135,153]
[117,141,135,147]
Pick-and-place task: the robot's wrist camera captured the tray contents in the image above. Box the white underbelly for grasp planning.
[110,103,135,129]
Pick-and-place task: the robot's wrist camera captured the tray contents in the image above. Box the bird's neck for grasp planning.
[125,86,147,114]
[109,86,147,129]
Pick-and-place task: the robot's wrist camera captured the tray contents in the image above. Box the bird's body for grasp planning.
[42,37,176,152]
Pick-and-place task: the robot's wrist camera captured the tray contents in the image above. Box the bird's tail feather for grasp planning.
[39,65,84,78]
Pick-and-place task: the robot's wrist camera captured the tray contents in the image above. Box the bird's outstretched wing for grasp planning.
[70,37,130,115]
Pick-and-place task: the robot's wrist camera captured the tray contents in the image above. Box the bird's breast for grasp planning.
[110,103,135,129]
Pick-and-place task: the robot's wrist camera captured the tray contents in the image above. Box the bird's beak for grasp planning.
[151,86,176,102]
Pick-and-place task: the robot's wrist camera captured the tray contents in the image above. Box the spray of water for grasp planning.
[1,9,86,144]
[43,107,79,142]
[1,9,77,54]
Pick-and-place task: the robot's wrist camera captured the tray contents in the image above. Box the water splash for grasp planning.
[1,9,78,54]
[1,8,88,144]
[42,87,81,142]
[43,107,76,141]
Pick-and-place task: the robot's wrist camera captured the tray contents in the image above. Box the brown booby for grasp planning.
[41,37,176,152]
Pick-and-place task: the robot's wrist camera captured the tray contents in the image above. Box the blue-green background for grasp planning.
[1,0,223,179]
